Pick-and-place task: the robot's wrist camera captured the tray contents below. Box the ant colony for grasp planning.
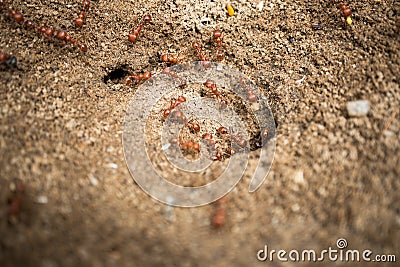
[123,61,276,189]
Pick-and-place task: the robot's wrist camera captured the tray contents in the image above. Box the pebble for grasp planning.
[257,1,264,12]
[88,174,99,186]
[108,163,118,169]
[346,100,370,117]
[293,170,305,184]
[36,195,48,204]
[291,203,300,212]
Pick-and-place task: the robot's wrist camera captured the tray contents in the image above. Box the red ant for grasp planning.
[125,71,151,85]
[2,3,88,51]
[202,132,235,161]
[128,14,152,43]
[226,147,235,155]
[211,147,224,161]
[247,91,257,102]
[217,126,228,135]
[0,52,17,69]
[231,134,247,148]
[202,133,216,146]
[192,42,206,61]
[162,67,187,87]
[75,0,90,27]
[201,133,225,161]
[187,119,200,133]
[163,96,186,119]
[161,54,179,65]
[172,110,187,123]
[7,179,26,223]
[204,79,228,106]
[239,77,258,102]
[212,198,226,228]
[213,30,225,61]
[331,1,352,24]
[337,2,352,18]
[180,141,200,153]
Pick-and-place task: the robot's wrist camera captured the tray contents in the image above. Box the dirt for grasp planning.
[1,0,399,266]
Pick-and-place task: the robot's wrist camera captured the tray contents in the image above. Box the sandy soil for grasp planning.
[1,0,399,266]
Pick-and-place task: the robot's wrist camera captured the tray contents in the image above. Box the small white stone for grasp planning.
[66,119,75,130]
[108,163,118,169]
[383,130,394,137]
[88,174,99,186]
[257,1,264,11]
[36,195,48,204]
[291,203,300,212]
[347,100,370,117]
[293,170,305,184]
[295,76,305,83]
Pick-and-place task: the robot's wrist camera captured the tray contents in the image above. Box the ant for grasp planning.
[171,110,187,123]
[204,79,228,106]
[217,126,228,135]
[231,134,247,148]
[239,77,258,102]
[180,141,200,153]
[212,198,226,228]
[247,90,257,102]
[337,2,352,18]
[162,67,187,87]
[331,1,352,24]
[7,179,26,223]
[125,71,151,85]
[187,119,200,133]
[3,3,88,51]
[213,30,225,61]
[226,147,235,155]
[202,133,216,146]
[75,0,90,27]
[128,14,152,43]
[201,133,225,161]
[202,132,236,161]
[161,54,179,65]
[211,147,225,161]
[0,52,17,69]
[192,41,208,62]
[163,96,186,119]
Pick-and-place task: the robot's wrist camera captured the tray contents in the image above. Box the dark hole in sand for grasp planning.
[103,66,130,84]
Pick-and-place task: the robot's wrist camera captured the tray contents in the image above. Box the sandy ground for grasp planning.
[1,0,399,266]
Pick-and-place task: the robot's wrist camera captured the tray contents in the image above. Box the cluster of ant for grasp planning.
[161,78,251,162]
[203,79,229,107]
[0,0,88,52]
[121,14,154,84]
[124,28,226,87]
[160,29,226,66]
[201,127,247,162]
